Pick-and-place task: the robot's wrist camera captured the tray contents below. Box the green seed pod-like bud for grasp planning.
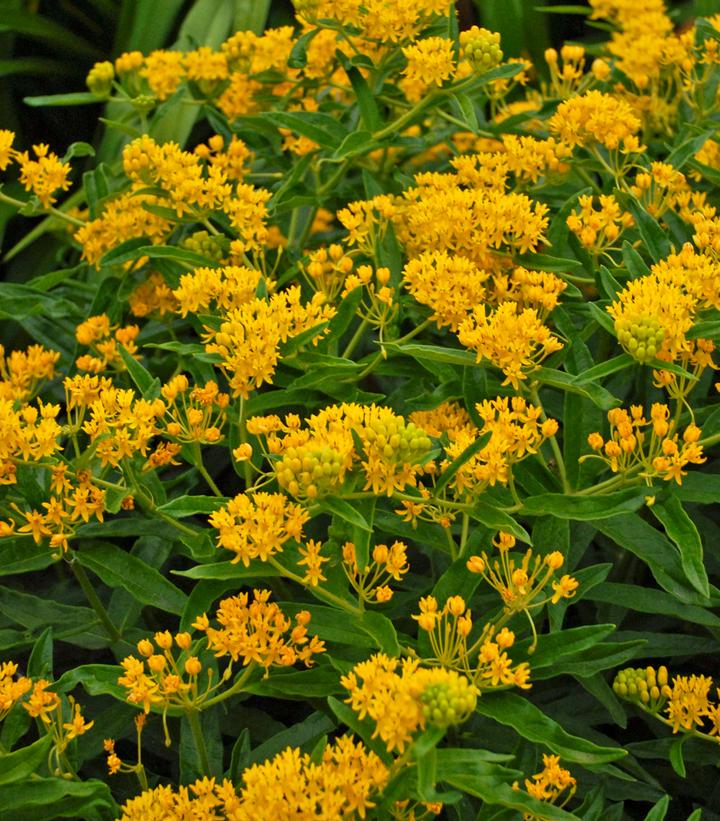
[86,61,115,98]
[615,316,665,364]
[460,27,504,73]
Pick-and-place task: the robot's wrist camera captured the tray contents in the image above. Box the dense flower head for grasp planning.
[199,589,325,671]
[0,344,60,402]
[548,90,644,152]
[341,653,477,752]
[458,301,563,388]
[394,173,550,265]
[15,143,72,207]
[204,287,335,398]
[210,491,309,565]
[402,250,487,330]
[0,661,32,720]
[402,37,456,88]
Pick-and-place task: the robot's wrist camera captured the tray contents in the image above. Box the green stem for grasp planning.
[459,513,470,557]
[68,559,122,643]
[185,708,211,776]
[191,443,223,498]
[238,397,252,489]
[0,190,85,227]
[201,664,256,709]
[342,317,370,359]
[268,557,362,615]
[529,384,570,493]
[373,91,439,140]
[124,461,198,537]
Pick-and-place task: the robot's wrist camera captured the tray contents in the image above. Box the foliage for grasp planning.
[0,0,719,818]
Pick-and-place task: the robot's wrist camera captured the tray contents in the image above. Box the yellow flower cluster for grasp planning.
[75,134,264,265]
[402,36,455,89]
[0,661,32,720]
[311,0,447,43]
[127,272,178,318]
[161,375,229,445]
[395,173,549,266]
[119,591,324,719]
[75,313,140,373]
[0,343,59,401]
[410,398,558,501]
[0,397,62,484]
[613,665,720,740]
[82,387,165,468]
[514,754,577,820]
[210,491,309,566]
[402,250,487,331]
[412,593,531,688]
[342,540,409,603]
[466,532,578,620]
[9,141,72,208]
[458,301,563,388]
[118,735,387,821]
[341,652,477,752]
[250,403,433,498]
[566,194,633,254]
[607,245,720,367]
[173,265,262,316]
[548,90,644,153]
[586,404,705,485]
[197,588,325,671]
[204,286,335,398]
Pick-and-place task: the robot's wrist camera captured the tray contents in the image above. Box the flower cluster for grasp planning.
[585,404,705,485]
[341,653,478,752]
[514,754,577,820]
[413,593,532,689]
[613,665,720,740]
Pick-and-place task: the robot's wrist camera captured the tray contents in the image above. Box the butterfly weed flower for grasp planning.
[513,754,577,820]
[342,540,409,604]
[0,343,60,402]
[341,653,477,753]
[161,375,229,445]
[565,194,633,257]
[0,661,32,720]
[15,143,72,208]
[458,302,563,389]
[466,532,577,651]
[584,404,705,485]
[210,491,309,566]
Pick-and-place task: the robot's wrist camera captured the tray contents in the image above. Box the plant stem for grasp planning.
[201,664,256,709]
[185,708,211,776]
[529,384,570,493]
[191,443,223,498]
[268,557,362,615]
[237,396,253,488]
[68,559,122,643]
[342,317,370,359]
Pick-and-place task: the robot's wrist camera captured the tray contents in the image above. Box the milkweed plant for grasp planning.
[0,0,719,817]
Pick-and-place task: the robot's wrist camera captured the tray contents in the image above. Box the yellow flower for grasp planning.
[402,37,455,87]
[15,143,72,208]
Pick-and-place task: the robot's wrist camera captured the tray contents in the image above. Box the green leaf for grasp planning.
[521,488,653,520]
[669,735,687,778]
[0,539,54,576]
[118,346,160,398]
[587,301,618,336]
[592,514,711,604]
[23,92,102,108]
[327,696,393,762]
[621,241,651,279]
[288,28,321,68]
[651,496,709,598]
[157,495,227,518]
[434,432,491,494]
[345,62,382,132]
[384,342,476,367]
[319,496,372,532]
[449,92,479,131]
[586,582,720,627]
[534,367,619,410]
[357,611,400,655]
[173,561,284,580]
[0,11,102,57]
[260,111,349,150]
[573,354,634,384]
[468,501,532,544]
[475,692,627,764]
[0,735,52,786]
[615,192,670,263]
[643,795,670,821]
[0,777,117,820]
[76,541,188,615]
